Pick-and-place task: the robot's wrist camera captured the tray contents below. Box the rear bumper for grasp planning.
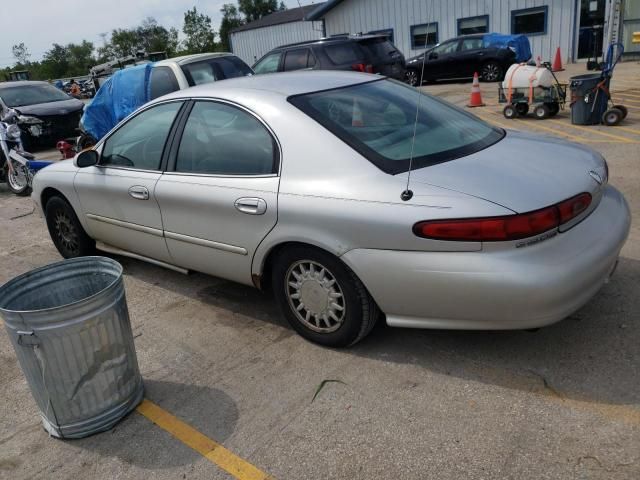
[342,185,631,330]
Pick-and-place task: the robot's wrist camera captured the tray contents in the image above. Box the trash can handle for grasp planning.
[17,330,40,346]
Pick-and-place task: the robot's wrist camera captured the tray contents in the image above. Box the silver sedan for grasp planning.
[31,71,631,347]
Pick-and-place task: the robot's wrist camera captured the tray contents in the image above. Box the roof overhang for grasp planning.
[305,0,346,20]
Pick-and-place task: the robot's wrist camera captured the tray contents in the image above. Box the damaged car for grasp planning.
[0,81,84,148]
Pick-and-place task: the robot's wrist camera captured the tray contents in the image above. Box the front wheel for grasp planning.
[405,68,420,87]
[271,246,378,347]
[45,196,95,258]
[6,159,31,196]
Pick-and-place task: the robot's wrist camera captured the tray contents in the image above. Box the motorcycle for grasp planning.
[0,108,35,195]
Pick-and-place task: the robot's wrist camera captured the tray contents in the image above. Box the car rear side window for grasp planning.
[283,49,311,71]
[289,79,503,175]
[358,38,399,60]
[460,38,484,51]
[253,52,282,74]
[324,43,361,65]
[101,102,182,170]
[149,66,180,100]
[175,101,277,175]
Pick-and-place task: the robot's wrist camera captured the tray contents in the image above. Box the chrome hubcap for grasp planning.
[8,162,29,191]
[285,260,345,333]
[54,211,78,253]
[407,71,418,86]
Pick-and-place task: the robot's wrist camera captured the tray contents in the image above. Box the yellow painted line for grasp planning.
[547,118,635,143]
[616,125,640,135]
[616,97,640,105]
[481,108,618,143]
[137,399,273,480]
[614,92,640,99]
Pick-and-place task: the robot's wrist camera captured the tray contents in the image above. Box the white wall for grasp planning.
[231,21,325,65]
[322,0,578,63]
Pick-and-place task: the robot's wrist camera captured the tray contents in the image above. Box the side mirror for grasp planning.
[76,149,99,168]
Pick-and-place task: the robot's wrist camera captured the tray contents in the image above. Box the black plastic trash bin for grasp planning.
[569,73,609,125]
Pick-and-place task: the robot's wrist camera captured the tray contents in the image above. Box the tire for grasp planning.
[405,68,420,87]
[534,104,550,120]
[6,158,31,196]
[503,104,518,119]
[612,104,628,120]
[481,61,503,82]
[602,108,623,126]
[515,103,529,116]
[45,196,95,258]
[271,245,378,348]
[547,102,560,117]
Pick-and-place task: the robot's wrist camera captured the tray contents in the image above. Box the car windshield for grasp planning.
[0,84,71,107]
[288,79,504,174]
[181,56,253,86]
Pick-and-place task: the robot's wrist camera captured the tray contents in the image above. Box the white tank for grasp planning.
[502,64,555,89]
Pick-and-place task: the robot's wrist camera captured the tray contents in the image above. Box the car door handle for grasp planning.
[128,186,149,200]
[234,197,267,215]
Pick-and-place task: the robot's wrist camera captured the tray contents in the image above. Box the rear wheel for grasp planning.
[515,103,529,116]
[503,104,518,119]
[602,108,623,126]
[45,196,95,258]
[271,245,378,347]
[481,61,503,82]
[534,104,550,120]
[612,104,628,120]
[547,102,560,117]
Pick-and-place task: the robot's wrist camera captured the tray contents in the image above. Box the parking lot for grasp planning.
[1,61,639,480]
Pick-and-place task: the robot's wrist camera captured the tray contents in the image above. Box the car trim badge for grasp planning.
[589,170,603,185]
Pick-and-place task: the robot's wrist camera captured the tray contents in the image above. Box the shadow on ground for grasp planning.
[104,252,639,409]
[75,379,238,469]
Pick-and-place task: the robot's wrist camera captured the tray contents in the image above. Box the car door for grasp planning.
[424,40,460,79]
[456,38,488,77]
[155,100,280,286]
[282,48,313,72]
[252,51,283,74]
[74,101,185,263]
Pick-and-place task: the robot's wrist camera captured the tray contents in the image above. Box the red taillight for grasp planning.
[351,63,374,73]
[557,192,592,224]
[414,193,592,242]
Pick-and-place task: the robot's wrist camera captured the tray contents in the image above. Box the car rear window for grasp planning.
[324,42,362,65]
[181,56,252,86]
[357,38,399,59]
[288,79,504,175]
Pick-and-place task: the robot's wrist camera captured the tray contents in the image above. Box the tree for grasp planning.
[238,0,283,22]
[219,4,244,52]
[67,41,95,74]
[40,44,70,79]
[12,43,31,65]
[137,17,179,55]
[110,28,140,58]
[183,7,216,54]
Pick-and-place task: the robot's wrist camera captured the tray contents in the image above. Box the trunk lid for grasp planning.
[406,131,606,213]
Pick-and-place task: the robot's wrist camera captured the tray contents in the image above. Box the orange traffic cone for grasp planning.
[467,72,485,107]
[552,47,564,72]
[352,99,364,127]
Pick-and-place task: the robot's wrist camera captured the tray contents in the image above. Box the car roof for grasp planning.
[155,52,236,67]
[161,70,380,100]
[272,34,390,51]
[0,80,51,89]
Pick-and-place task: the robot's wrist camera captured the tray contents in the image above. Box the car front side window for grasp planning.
[101,102,182,170]
[175,101,277,175]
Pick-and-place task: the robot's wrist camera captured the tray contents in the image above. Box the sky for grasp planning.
[0,0,322,67]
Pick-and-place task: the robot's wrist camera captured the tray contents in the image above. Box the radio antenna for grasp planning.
[402,0,434,202]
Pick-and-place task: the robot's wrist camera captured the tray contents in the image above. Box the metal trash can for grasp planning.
[569,73,608,125]
[0,256,143,439]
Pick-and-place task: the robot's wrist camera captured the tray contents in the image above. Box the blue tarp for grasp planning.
[483,33,532,63]
[81,63,153,141]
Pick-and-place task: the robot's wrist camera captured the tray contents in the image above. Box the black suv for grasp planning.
[252,34,406,81]
[405,34,516,85]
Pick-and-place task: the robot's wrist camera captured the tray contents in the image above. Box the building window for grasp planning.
[369,28,394,43]
[411,23,438,49]
[457,15,489,36]
[511,6,548,35]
